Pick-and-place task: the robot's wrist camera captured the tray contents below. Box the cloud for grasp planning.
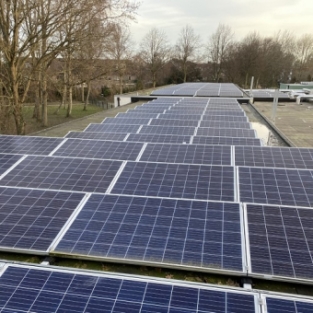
[130,0,313,47]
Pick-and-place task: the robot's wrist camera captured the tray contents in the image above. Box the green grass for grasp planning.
[24,102,104,134]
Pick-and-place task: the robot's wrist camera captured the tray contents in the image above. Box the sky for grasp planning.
[129,0,312,46]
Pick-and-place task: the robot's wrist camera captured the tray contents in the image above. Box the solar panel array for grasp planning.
[151,83,245,97]
[1,263,312,313]
[2,81,313,301]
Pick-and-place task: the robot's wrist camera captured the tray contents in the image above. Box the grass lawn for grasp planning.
[23,102,104,134]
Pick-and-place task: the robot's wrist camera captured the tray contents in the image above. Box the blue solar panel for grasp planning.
[202,116,248,122]
[203,111,246,117]
[0,187,84,252]
[65,132,128,141]
[193,136,262,146]
[200,121,251,129]
[139,126,195,136]
[140,144,232,165]
[111,162,234,201]
[150,119,199,127]
[102,118,151,125]
[235,146,313,169]
[53,139,143,161]
[0,156,122,193]
[127,134,191,144]
[0,135,64,155]
[0,265,257,313]
[196,128,256,138]
[158,113,201,121]
[84,124,140,133]
[55,195,243,272]
[247,204,313,280]
[117,112,160,118]
[266,297,313,313]
[0,154,22,176]
[239,167,313,207]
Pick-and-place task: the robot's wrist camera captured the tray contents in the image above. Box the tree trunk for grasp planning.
[12,80,25,134]
[81,83,84,102]
[41,64,48,127]
[84,80,91,111]
[66,86,73,117]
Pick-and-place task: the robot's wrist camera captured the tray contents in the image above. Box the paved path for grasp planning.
[30,102,143,138]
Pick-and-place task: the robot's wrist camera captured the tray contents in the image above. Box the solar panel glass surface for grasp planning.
[111,162,235,201]
[126,134,191,144]
[65,132,128,141]
[239,167,313,207]
[196,128,256,138]
[55,194,243,272]
[140,144,232,165]
[53,139,143,161]
[0,187,84,252]
[0,265,257,313]
[193,137,262,146]
[0,156,122,193]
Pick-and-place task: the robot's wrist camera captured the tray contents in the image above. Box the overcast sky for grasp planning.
[130,0,312,46]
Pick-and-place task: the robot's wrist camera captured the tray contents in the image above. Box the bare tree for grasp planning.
[207,23,234,82]
[175,25,201,82]
[104,24,133,94]
[294,34,313,80]
[140,28,170,88]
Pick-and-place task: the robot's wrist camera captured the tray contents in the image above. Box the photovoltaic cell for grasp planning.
[84,124,140,133]
[158,114,201,121]
[200,121,251,129]
[0,187,84,252]
[0,156,122,194]
[101,118,151,125]
[150,119,199,127]
[239,167,313,207]
[0,135,64,155]
[235,146,313,169]
[202,116,248,122]
[196,128,256,138]
[127,134,191,144]
[139,125,196,136]
[111,162,234,201]
[203,111,246,117]
[53,139,143,161]
[0,265,257,313]
[65,132,128,141]
[0,154,23,176]
[140,144,231,165]
[55,194,243,272]
[266,297,313,313]
[193,136,261,146]
[247,204,313,280]
[117,112,160,118]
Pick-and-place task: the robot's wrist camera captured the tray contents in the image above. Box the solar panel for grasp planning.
[200,121,251,129]
[158,114,201,121]
[101,118,151,125]
[134,108,168,113]
[140,144,232,165]
[202,116,248,122]
[0,154,23,176]
[117,112,160,118]
[265,297,313,313]
[53,139,143,161]
[235,146,313,169]
[0,156,122,194]
[0,264,258,313]
[111,162,235,201]
[239,167,313,207]
[193,136,262,146]
[204,111,246,117]
[150,119,199,127]
[65,131,128,141]
[84,124,140,133]
[139,125,196,136]
[196,128,256,138]
[0,135,64,155]
[126,134,191,144]
[247,204,313,281]
[55,194,243,273]
[0,187,84,253]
